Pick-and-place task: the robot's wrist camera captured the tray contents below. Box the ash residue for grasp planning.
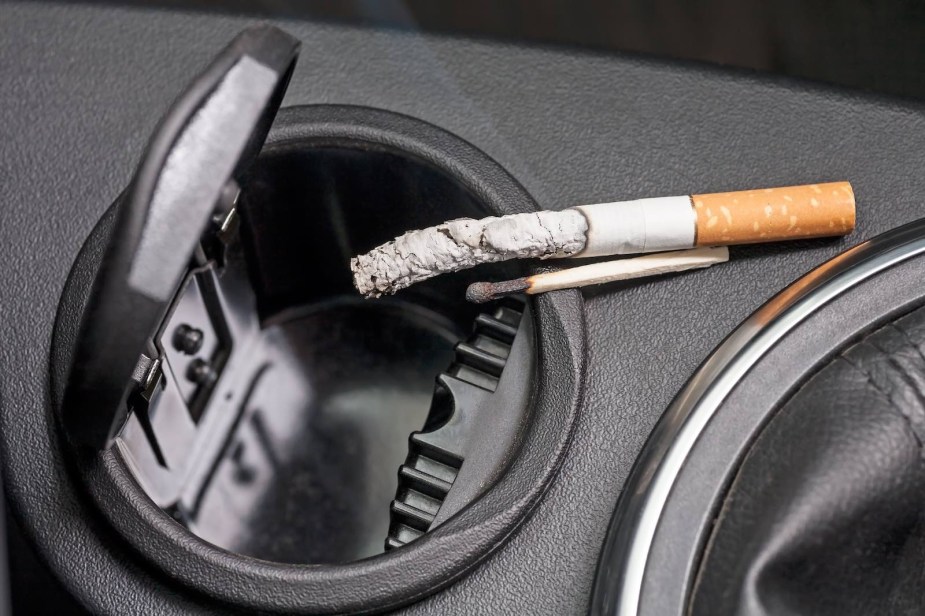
[351,210,588,297]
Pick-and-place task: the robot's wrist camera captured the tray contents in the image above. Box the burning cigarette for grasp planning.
[351,182,854,298]
[465,246,729,303]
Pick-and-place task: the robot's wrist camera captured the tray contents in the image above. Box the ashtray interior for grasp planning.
[118,143,526,564]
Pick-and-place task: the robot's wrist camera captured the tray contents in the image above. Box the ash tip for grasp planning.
[466,278,530,303]
[466,282,495,304]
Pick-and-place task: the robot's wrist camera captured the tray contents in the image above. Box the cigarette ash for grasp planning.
[351,210,588,297]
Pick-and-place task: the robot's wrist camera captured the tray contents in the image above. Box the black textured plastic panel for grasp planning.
[2,2,925,614]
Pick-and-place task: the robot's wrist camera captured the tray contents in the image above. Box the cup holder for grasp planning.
[52,102,586,614]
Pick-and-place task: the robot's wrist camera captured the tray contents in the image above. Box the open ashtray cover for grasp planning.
[62,25,300,447]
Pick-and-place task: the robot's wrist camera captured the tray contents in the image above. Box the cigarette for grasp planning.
[465,246,730,303]
[351,181,854,297]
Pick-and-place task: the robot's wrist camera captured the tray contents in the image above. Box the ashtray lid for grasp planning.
[63,25,300,447]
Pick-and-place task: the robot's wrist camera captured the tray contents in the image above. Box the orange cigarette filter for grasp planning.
[692,182,855,246]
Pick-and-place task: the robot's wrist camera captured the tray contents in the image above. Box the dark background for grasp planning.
[77,0,925,100]
[9,1,925,614]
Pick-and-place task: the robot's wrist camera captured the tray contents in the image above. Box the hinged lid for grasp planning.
[62,25,300,447]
